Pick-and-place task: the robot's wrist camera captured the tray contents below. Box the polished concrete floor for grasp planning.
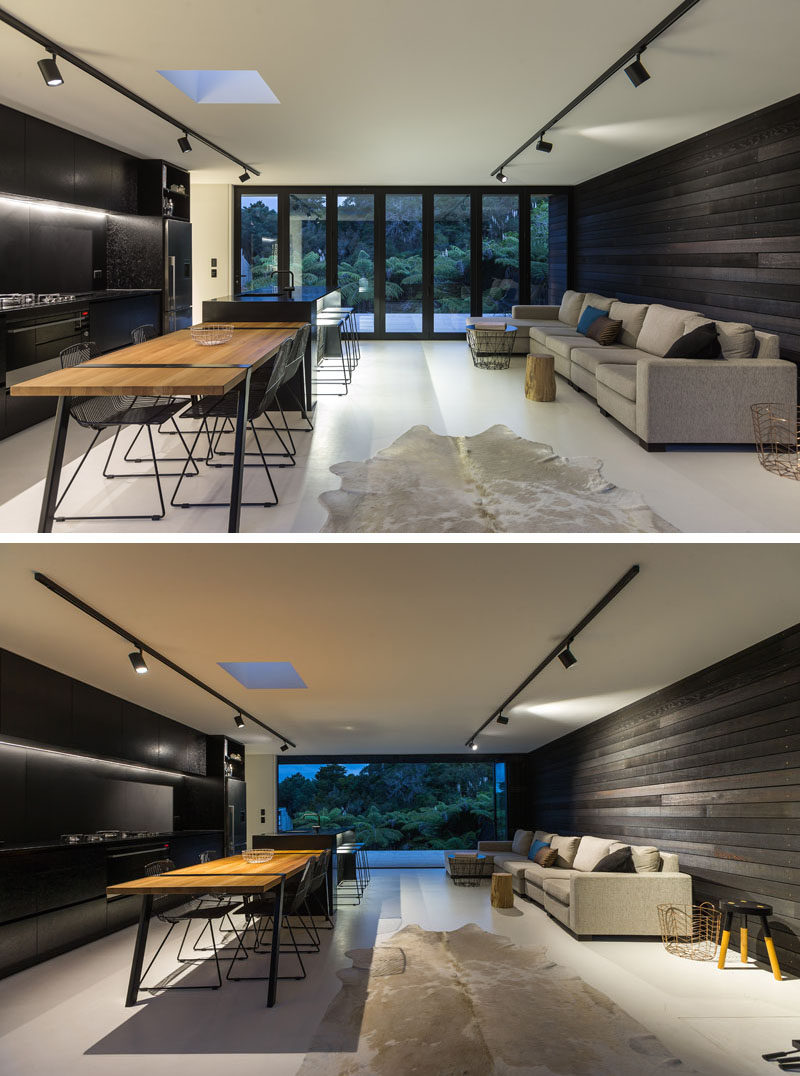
[0,341,797,533]
[1,868,797,1076]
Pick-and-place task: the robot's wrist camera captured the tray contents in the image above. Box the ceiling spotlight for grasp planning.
[625,53,650,88]
[239,170,251,183]
[37,53,64,87]
[280,742,289,752]
[469,741,478,751]
[558,644,577,670]
[177,132,192,153]
[128,650,148,675]
[496,713,509,725]
[234,712,245,729]
[535,137,553,153]
[497,170,508,183]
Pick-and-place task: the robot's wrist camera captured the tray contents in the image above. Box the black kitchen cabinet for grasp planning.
[37,897,107,959]
[24,116,75,204]
[89,294,161,353]
[73,134,115,211]
[0,746,26,845]
[0,107,25,202]
[0,919,37,978]
[121,701,161,767]
[71,681,123,759]
[0,851,37,925]
[0,650,72,748]
[37,849,105,913]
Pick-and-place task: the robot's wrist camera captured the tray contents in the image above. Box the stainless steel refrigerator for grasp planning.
[164,218,192,332]
[225,777,247,855]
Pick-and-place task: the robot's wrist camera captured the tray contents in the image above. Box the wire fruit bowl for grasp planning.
[190,323,234,346]
[241,848,275,864]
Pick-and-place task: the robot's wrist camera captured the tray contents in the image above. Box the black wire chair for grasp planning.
[226,858,318,981]
[131,324,156,344]
[54,342,195,522]
[138,859,243,992]
[170,336,293,511]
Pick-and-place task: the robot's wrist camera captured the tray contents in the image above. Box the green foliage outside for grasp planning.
[278,762,506,851]
[239,195,549,312]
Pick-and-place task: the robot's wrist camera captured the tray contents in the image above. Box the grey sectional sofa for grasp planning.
[445,829,692,939]
[500,291,796,450]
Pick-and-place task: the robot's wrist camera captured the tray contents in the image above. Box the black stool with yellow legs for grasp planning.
[717,899,782,980]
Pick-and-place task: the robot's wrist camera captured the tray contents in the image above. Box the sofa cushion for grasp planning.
[608,841,631,855]
[576,305,608,336]
[533,846,558,867]
[542,877,571,906]
[637,304,698,357]
[529,323,573,346]
[523,863,579,890]
[493,855,531,879]
[572,836,613,872]
[665,322,722,360]
[529,839,550,861]
[609,301,648,348]
[595,363,637,402]
[571,346,648,377]
[551,834,580,868]
[557,290,586,326]
[546,334,603,359]
[631,845,661,873]
[715,319,756,359]
[586,315,622,346]
[578,293,615,318]
[593,847,635,873]
[534,830,554,844]
[511,829,534,856]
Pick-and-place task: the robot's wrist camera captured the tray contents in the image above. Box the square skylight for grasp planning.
[158,70,279,104]
[218,662,306,689]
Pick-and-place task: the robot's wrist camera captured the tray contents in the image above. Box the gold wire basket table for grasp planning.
[466,323,517,369]
[751,403,800,480]
[658,902,721,960]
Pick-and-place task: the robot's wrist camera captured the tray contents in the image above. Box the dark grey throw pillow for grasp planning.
[664,323,723,360]
[592,847,634,873]
[586,315,622,346]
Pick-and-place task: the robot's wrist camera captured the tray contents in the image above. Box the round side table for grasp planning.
[717,899,782,980]
[525,353,556,401]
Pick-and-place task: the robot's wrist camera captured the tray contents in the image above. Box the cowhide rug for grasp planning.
[298,923,698,1075]
[319,425,677,532]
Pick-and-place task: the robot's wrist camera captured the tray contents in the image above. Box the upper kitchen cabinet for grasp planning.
[70,680,123,760]
[74,135,139,214]
[138,160,190,220]
[0,107,25,194]
[24,116,75,204]
[120,700,161,768]
[0,650,72,749]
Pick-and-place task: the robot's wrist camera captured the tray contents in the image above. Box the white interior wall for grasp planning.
[190,183,233,317]
[246,753,277,844]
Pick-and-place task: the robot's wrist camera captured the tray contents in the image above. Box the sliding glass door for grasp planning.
[481,194,521,315]
[288,194,326,290]
[433,193,471,333]
[385,194,423,334]
[238,194,279,293]
[337,194,374,332]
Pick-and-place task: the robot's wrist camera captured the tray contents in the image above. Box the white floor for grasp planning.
[1,869,797,1076]
[0,340,798,533]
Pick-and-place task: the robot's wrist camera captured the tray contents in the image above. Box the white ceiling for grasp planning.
[0,1,796,186]
[0,542,798,756]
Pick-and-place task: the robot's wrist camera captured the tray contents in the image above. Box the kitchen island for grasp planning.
[202,288,344,413]
[253,827,352,915]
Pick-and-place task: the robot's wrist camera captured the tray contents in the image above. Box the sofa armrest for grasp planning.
[511,305,560,320]
[637,358,797,444]
[477,841,513,852]
[569,872,693,936]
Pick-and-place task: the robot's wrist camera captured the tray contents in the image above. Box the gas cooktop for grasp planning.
[60,830,162,844]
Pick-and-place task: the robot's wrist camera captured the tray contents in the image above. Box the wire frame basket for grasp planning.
[466,325,517,369]
[751,403,800,480]
[658,902,721,960]
[241,848,275,864]
[190,323,234,346]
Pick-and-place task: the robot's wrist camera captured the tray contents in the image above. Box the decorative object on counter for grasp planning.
[658,902,721,961]
[295,924,701,1076]
[319,425,678,533]
[751,404,800,480]
[190,323,235,346]
[241,848,275,864]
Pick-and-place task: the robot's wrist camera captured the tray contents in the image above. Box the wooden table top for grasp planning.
[106,851,319,897]
[197,321,308,330]
[11,326,299,398]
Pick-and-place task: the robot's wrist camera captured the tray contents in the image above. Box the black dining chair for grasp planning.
[138,859,243,992]
[131,324,156,344]
[170,336,293,511]
[54,341,195,523]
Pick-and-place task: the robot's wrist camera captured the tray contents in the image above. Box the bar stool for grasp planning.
[717,899,782,980]
[337,842,369,903]
[316,312,351,394]
[320,307,360,366]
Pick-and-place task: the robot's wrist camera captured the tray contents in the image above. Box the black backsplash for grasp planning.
[106,214,163,290]
[0,199,106,294]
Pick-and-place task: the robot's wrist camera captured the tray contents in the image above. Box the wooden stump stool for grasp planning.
[717,899,782,980]
[491,872,514,909]
[525,353,556,401]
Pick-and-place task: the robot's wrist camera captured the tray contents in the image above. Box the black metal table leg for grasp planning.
[267,877,285,1008]
[125,894,153,1007]
[227,369,251,533]
[38,396,70,533]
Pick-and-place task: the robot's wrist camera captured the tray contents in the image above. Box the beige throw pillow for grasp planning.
[572,835,613,872]
[637,304,698,357]
[511,829,534,856]
[715,320,756,359]
[550,834,581,868]
[557,290,586,326]
[631,845,661,873]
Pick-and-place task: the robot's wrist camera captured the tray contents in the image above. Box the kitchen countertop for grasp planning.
[0,289,162,317]
[210,287,333,304]
[0,829,223,856]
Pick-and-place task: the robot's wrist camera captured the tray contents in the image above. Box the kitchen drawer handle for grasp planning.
[107,846,168,859]
[7,317,86,334]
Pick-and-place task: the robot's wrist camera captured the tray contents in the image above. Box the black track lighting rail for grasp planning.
[0,7,260,177]
[464,565,640,747]
[33,572,295,748]
[490,0,703,178]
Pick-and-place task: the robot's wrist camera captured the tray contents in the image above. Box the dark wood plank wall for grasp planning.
[548,192,570,304]
[572,93,800,367]
[528,621,800,974]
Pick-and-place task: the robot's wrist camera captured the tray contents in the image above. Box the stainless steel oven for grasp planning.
[106,841,170,898]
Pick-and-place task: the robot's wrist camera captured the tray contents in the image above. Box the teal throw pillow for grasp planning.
[577,305,607,336]
[528,839,550,861]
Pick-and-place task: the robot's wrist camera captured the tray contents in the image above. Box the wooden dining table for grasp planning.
[10,323,306,534]
[107,850,320,1008]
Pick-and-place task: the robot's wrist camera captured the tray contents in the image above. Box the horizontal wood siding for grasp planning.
[528,621,800,974]
[548,192,570,304]
[572,93,800,367]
